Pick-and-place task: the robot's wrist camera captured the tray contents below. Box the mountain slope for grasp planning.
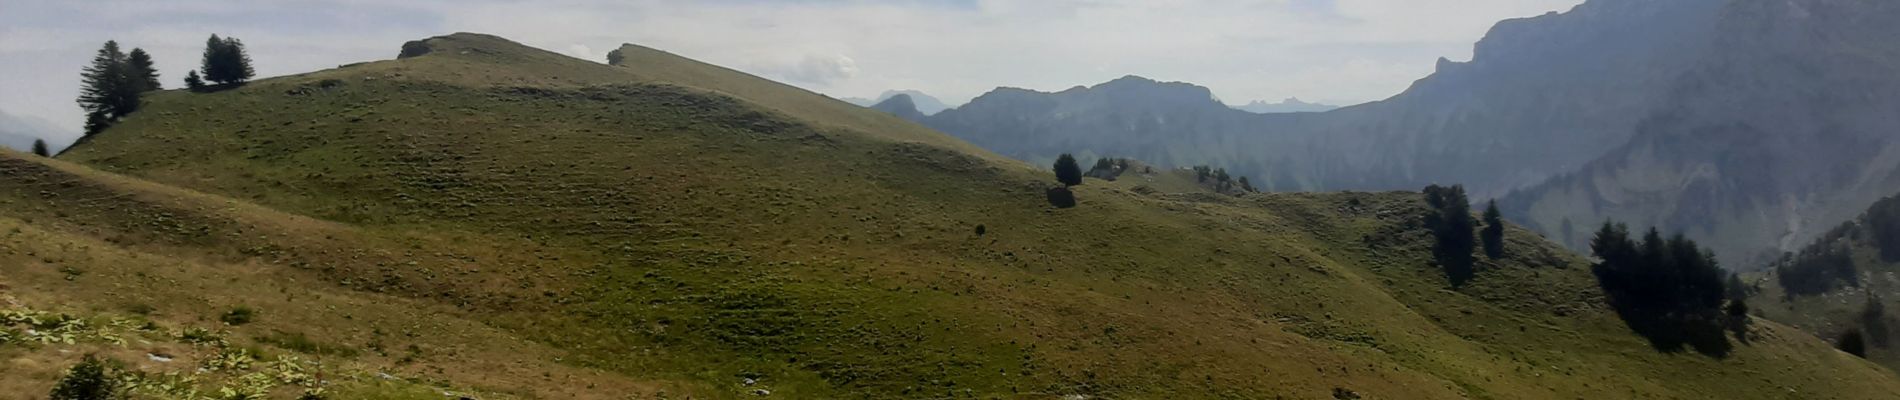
[19,33,1900,399]
[905,0,1728,198]
[1500,0,1900,268]
[1753,193,1900,372]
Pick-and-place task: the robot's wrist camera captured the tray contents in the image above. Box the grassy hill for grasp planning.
[5,32,1897,399]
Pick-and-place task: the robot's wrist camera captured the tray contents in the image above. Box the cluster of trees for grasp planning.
[1420,185,1508,287]
[1423,185,1477,286]
[76,41,160,135]
[76,35,254,136]
[1774,224,1859,297]
[1091,157,1129,174]
[1192,165,1258,194]
[190,34,255,90]
[1589,221,1741,356]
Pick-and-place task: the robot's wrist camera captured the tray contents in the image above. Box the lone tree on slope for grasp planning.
[31,139,50,157]
[1054,153,1083,186]
[1481,199,1505,258]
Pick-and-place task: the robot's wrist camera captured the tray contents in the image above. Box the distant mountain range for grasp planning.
[0,109,68,154]
[1231,98,1337,113]
[843,90,952,115]
[868,0,1900,270]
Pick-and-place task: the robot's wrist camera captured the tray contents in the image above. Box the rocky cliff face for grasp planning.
[1500,0,1900,269]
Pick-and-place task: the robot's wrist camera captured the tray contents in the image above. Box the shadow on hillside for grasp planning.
[1597,283,1735,358]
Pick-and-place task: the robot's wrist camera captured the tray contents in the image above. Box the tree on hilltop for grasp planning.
[1054,154,1082,186]
[77,40,141,135]
[200,34,255,85]
[31,139,50,157]
[127,48,161,92]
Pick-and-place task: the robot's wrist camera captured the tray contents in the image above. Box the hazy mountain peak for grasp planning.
[1233,97,1339,114]
[869,93,926,121]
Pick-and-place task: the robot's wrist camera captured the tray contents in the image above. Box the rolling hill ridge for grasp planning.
[4,32,1897,399]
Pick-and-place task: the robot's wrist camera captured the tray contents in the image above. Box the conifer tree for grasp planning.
[77,41,139,126]
[184,70,205,91]
[1481,200,1505,258]
[224,36,255,83]
[1053,154,1082,186]
[201,35,256,85]
[126,48,161,92]
[31,139,50,157]
[84,111,111,136]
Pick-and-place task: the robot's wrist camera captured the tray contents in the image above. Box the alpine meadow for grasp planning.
[5,1,1900,399]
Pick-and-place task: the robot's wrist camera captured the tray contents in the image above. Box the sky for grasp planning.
[0,0,1586,142]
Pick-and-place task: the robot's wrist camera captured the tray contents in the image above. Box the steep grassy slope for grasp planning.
[21,33,1900,398]
[0,151,691,399]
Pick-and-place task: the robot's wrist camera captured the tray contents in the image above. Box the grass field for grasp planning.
[3,32,1896,399]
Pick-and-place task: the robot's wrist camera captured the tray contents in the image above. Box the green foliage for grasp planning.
[50,355,123,400]
[1775,225,1858,297]
[184,70,206,91]
[220,306,256,326]
[77,41,142,132]
[1590,221,1732,356]
[200,34,256,85]
[1481,200,1504,258]
[1423,185,1475,287]
[1865,195,1900,262]
[1052,153,1082,186]
[127,48,161,92]
[32,139,51,157]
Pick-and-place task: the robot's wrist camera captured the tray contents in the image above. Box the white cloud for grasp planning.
[0,0,1586,141]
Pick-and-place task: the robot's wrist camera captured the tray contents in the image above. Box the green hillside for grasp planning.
[7,33,1897,399]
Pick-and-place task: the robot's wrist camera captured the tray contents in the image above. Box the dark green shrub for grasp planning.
[50,355,121,400]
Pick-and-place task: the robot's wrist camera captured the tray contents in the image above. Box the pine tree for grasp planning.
[126,48,160,92]
[84,111,111,136]
[77,41,139,125]
[31,139,50,157]
[184,70,205,91]
[201,35,256,85]
[1481,200,1505,258]
[200,35,224,83]
[224,36,255,83]
[1053,154,1082,186]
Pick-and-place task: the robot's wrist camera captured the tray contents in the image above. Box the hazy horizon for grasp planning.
[0,0,1583,140]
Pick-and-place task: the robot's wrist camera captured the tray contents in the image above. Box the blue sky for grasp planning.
[0,0,1585,142]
